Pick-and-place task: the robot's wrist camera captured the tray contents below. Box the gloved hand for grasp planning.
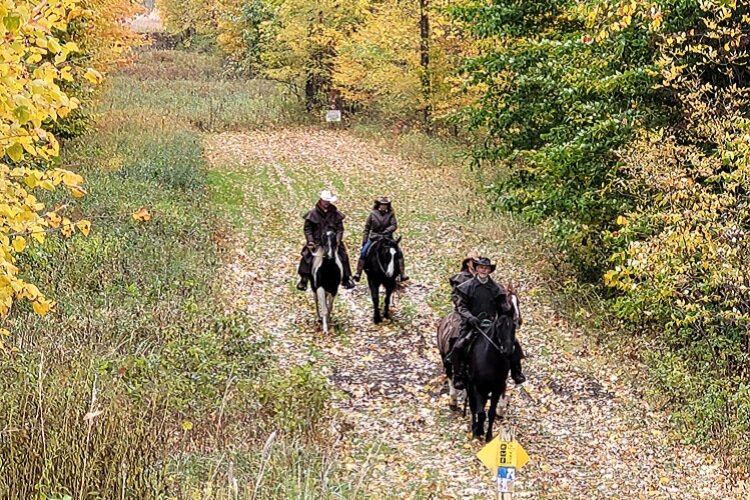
[468,316,481,329]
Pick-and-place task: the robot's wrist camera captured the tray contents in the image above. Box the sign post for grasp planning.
[476,426,529,499]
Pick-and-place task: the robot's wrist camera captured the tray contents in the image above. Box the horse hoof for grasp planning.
[374,317,382,324]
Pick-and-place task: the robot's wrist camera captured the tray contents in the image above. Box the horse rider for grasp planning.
[296,190,356,291]
[353,196,409,283]
[449,251,479,301]
[448,256,526,390]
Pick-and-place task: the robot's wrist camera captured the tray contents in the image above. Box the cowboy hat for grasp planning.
[472,256,497,273]
[319,190,338,203]
[374,196,392,205]
[460,250,480,270]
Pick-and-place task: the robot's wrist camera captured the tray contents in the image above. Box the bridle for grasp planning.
[370,237,397,276]
[473,317,507,355]
[322,230,337,260]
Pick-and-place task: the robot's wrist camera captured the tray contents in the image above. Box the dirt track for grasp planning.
[208,129,741,499]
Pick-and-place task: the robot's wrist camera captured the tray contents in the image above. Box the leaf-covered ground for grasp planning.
[206,129,744,498]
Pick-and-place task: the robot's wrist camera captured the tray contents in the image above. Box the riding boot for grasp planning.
[510,340,526,384]
[296,276,308,291]
[450,347,467,390]
[448,333,471,390]
[353,258,365,282]
[398,258,409,282]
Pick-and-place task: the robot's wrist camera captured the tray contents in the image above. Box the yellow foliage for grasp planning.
[157,0,218,36]
[132,206,151,221]
[0,0,130,322]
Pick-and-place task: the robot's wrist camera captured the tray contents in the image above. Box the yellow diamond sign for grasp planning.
[477,437,529,473]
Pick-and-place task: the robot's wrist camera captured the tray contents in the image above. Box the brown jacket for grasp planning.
[304,203,345,245]
[362,209,397,245]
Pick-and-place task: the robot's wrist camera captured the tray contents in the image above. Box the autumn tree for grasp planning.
[604,1,750,452]
[0,0,137,328]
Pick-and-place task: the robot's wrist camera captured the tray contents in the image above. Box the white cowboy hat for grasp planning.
[319,190,338,202]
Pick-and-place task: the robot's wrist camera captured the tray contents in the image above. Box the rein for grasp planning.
[473,319,506,356]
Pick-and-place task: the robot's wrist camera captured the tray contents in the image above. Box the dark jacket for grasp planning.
[303,203,345,246]
[454,276,511,323]
[362,209,397,245]
[449,270,474,290]
[449,270,475,308]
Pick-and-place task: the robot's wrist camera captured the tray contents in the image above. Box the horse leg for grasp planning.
[317,287,329,333]
[313,287,321,326]
[486,389,502,442]
[326,292,335,332]
[370,280,382,324]
[469,385,486,439]
[496,392,510,419]
[383,284,392,320]
[448,377,459,412]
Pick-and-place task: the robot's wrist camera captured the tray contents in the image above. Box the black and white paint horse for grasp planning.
[436,292,523,436]
[364,236,400,324]
[311,230,342,333]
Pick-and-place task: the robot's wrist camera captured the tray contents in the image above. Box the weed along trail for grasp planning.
[207,127,743,498]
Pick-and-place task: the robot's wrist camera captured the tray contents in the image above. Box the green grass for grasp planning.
[0,49,349,498]
[105,51,306,131]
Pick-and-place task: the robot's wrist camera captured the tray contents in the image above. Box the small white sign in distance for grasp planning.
[325,110,342,122]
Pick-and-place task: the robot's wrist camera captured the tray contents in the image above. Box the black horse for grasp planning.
[363,235,401,324]
[466,312,515,441]
[311,230,342,333]
[437,295,523,414]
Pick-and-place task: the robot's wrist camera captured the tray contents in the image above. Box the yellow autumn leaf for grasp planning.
[132,207,152,222]
[76,220,91,236]
[83,68,103,85]
[616,215,628,226]
[21,283,41,301]
[32,299,53,316]
[11,237,26,253]
[47,212,62,228]
[30,231,45,244]
[181,420,194,431]
[70,186,87,198]
[61,218,74,238]
[62,171,84,187]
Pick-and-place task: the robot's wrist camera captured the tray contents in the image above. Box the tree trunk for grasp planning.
[419,0,432,134]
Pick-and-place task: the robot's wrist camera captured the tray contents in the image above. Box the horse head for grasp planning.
[322,229,338,260]
[376,236,399,278]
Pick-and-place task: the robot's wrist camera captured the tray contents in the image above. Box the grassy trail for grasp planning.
[208,127,739,497]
